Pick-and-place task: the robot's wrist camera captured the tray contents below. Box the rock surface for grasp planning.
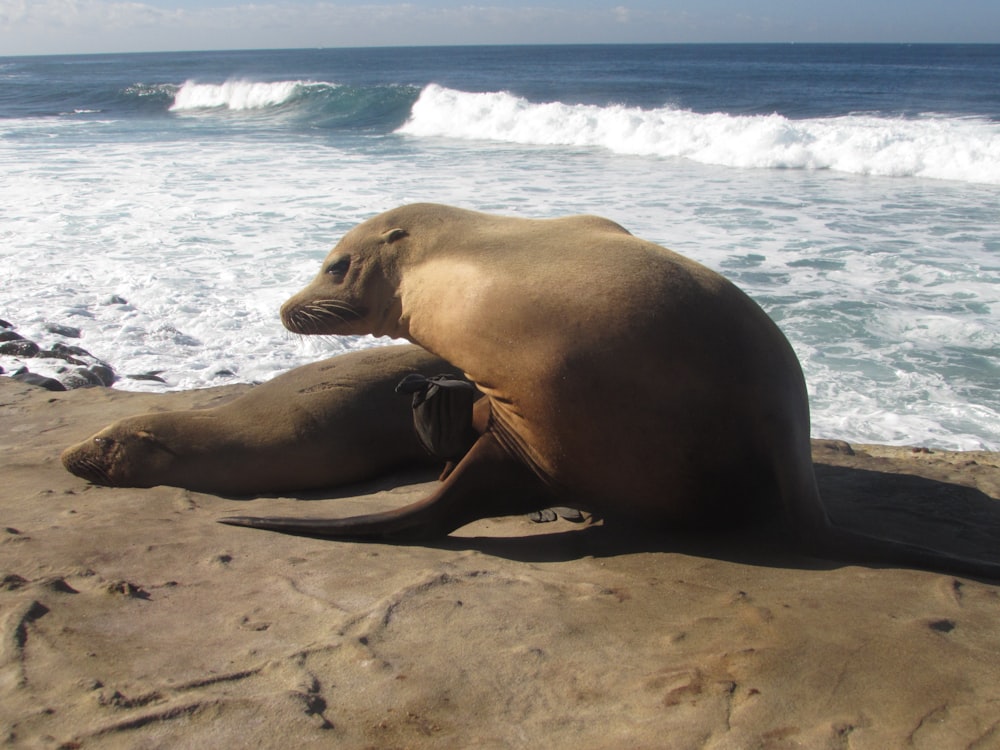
[1,377,999,749]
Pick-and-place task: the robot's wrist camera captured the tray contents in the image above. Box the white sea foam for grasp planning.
[1,122,997,450]
[169,79,328,111]
[398,84,1000,185]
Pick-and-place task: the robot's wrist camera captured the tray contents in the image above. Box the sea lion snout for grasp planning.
[61,424,170,488]
[61,434,119,485]
[279,297,366,335]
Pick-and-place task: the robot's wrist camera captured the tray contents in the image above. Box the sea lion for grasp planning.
[221,203,1000,578]
[62,345,465,495]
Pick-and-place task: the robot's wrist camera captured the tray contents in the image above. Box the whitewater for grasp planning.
[1,45,997,450]
[160,77,1000,185]
[400,84,1000,184]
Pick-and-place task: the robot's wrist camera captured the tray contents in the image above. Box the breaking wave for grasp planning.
[397,84,1000,184]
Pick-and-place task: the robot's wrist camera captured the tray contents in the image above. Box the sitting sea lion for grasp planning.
[62,345,464,495]
[220,203,999,578]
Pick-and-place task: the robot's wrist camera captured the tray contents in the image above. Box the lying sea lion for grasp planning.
[220,203,999,578]
[62,345,463,495]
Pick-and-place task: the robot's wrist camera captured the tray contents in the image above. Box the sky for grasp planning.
[1,0,998,57]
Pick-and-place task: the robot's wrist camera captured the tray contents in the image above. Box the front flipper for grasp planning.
[219,431,554,541]
[395,372,480,461]
[437,398,492,481]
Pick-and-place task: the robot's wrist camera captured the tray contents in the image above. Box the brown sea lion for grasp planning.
[220,203,999,578]
[62,345,463,495]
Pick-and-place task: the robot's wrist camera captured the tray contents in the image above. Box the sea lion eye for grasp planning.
[325,257,351,279]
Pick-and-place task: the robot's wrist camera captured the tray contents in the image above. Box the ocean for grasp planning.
[1,44,998,450]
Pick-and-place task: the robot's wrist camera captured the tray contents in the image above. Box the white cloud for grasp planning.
[3,0,170,33]
[0,0,28,26]
[0,1,698,55]
[6,0,989,55]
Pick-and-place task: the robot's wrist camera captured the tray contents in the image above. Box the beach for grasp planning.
[3,374,999,748]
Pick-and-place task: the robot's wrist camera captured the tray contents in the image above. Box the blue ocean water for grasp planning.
[1,44,998,449]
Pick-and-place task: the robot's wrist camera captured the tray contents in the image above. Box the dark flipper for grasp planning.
[219,431,554,541]
[769,441,1000,580]
[810,523,1000,581]
[528,507,586,523]
[395,372,479,460]
[438,399,493,481]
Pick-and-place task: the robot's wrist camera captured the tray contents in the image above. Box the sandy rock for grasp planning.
[1,378,998,748]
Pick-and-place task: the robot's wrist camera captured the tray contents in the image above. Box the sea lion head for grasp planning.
[281,215,413,338]
[61,418,181,488]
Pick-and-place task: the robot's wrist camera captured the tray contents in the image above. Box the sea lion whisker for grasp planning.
[286,303,355,334]
[287,308,324,334]
[309,307,346,326]
[86,459,110,480]
[312,300,363,321]
[75,457,111,484]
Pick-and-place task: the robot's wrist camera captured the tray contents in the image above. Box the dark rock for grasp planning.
[42,344,117,379]
[127,372,168,384]
[38,350,87,366]
[12,370,67,391]
[104,295,128,305]
[51,342,93,358]
[59,369,104,389]
[0,339,40,357]
[45,323,82,338]
[813,439,855,456]
[929,619,956,633]
[87,364,117,386]
[1,573,29,590]
[1,320,120,390]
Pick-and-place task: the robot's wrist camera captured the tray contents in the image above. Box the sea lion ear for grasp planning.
[383,228,408,244]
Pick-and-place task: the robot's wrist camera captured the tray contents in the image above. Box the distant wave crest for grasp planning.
[169,79,331,111]
[163,79,418,131]
[398,84,1000,185]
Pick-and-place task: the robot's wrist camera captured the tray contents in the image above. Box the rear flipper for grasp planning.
[529,507,586,523]
[219,431,555,541]
[771,444,1000,580]
[808,522,1000,581]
